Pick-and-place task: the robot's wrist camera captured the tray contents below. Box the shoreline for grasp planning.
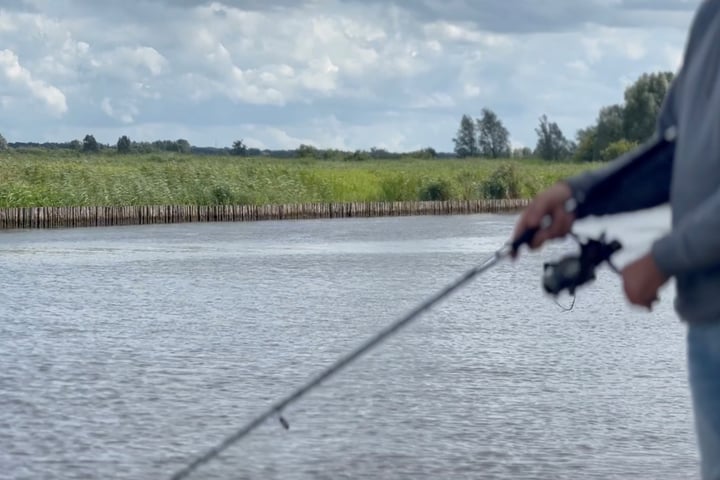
[0,199,529,230]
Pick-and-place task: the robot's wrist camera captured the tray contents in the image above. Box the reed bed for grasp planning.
[0,152,595,208]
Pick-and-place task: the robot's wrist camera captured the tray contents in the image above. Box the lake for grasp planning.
[0,208,698,479]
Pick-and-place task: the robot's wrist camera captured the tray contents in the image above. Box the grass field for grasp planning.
[0,150,601,208]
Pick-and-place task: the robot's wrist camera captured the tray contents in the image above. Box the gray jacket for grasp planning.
[566,0,720,323]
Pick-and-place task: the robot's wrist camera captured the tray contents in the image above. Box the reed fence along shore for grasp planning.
[0,199,530,230]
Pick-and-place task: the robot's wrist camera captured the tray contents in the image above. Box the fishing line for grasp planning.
[168,226,621,480]
[168,233,530,480]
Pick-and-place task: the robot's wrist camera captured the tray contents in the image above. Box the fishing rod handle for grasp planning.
[511,226,540,252]
[510,213,557,252]
[511,195,579,253]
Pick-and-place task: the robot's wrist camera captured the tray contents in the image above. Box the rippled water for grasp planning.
[0,209,699,479]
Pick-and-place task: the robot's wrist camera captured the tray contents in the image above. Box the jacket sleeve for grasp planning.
[563,132,675,220]
[651,187,720,276]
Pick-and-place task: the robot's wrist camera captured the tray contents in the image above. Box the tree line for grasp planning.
[0,134,446,160]
[453,71,674,161]
[1,135,198,155]
[0,71,673,161]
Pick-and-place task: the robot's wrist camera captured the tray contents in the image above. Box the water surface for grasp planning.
[0,209,698,479]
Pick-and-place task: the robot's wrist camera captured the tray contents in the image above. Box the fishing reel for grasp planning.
[542,232,622,296]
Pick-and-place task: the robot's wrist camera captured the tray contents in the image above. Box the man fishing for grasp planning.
[511,1,720,478]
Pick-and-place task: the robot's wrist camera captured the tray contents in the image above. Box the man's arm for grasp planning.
[565,132,675,219]
[511,77,680,251]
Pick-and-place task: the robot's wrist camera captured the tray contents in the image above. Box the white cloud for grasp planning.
[0,49,68,116]
[580,25,654,64]
[463,83,482,98]
[0,12,17,32]
[625,42,648,60]
[266,126,318,149]
[423,21,513,47]
[92,46,168,80]
[665,45,685,69]
[299,56,340,93]
[410,92,456,109]
[101,97,138,124]
[567,60,590,75]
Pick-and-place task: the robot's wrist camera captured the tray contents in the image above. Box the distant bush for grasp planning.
[601,139,639,161]
[420,180,452,201]
[296,144,319,159]
[344,150,371,162]
[211,185,233,204]
[379,175,418,201]
[482,164,521,199]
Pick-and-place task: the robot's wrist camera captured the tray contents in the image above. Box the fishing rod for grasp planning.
[168,226,621,480]
[168,128,676,479]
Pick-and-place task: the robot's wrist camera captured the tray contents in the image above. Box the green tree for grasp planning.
[512,147,533,158]
[476,108,511,158]
[346,149,371,161]
[623,71,674,143]
[575,105,625,162]
[452,114,478,158]
[419,147,437,159]
[82,134,99,153]
[370,147,391,158]
[595,104,625,153]
[175,139,191,153]
[574,71,674,162]
[232,139,248,156]
[134,141,153,153]
[117,135,131,154]
[0,133,7,151]
[534,115,573,161]
[574,126,598,162]
[296,144,318,158]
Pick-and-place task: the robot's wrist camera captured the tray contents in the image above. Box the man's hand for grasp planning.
[621,253,670,310]
[512,181,576,255]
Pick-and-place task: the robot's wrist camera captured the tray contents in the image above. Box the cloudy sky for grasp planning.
[0,0,701,152]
